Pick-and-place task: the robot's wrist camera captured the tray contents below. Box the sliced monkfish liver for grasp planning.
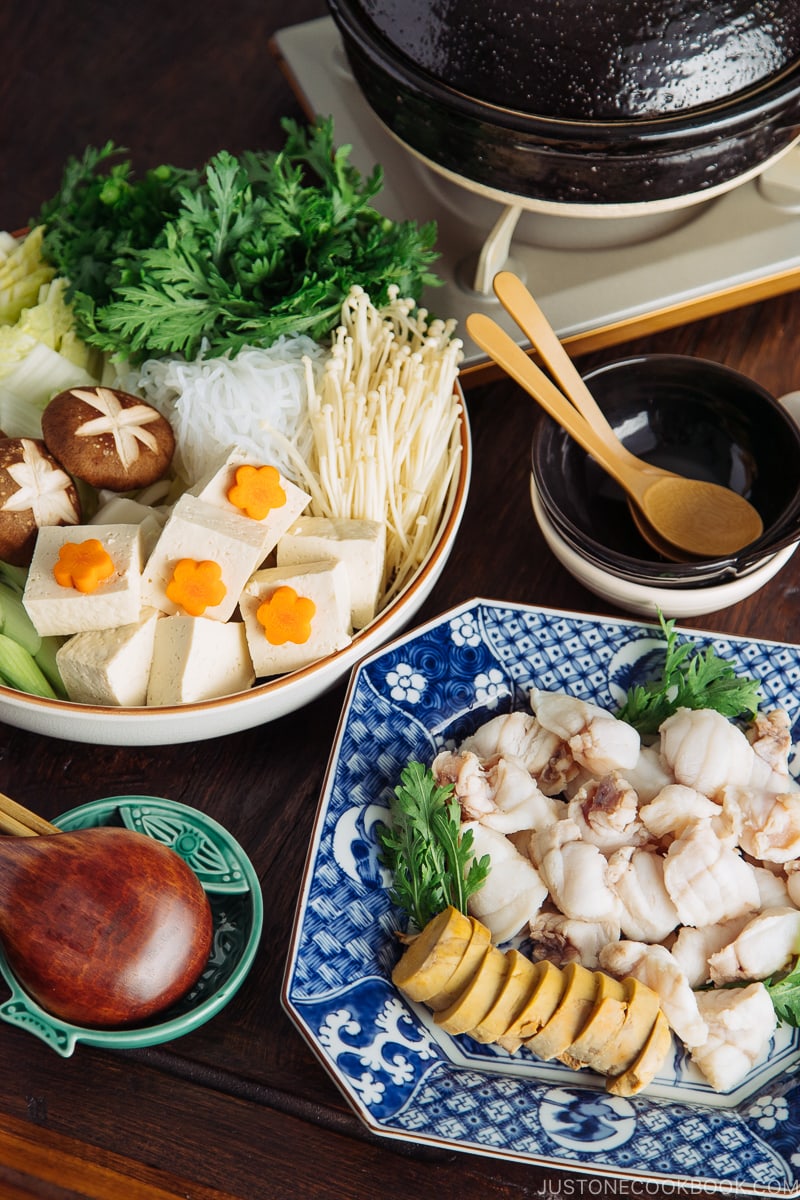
[391,906,473,1002]
[606,1008,673,1096]
[597,976,663,1076]
[426,917,493,1011]
[470,948,543,1044]
[524,961,599,1060]
[434,944,510,1035]
[498,959,566,1052]
[559,971,628,1071]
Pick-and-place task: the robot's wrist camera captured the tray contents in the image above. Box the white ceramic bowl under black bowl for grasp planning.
[531,354,800,588]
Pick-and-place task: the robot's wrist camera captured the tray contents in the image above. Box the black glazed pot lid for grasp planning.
[338,0,800,121]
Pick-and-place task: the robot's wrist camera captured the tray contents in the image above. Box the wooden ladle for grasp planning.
[0,793,213,1027]
[466,307,764,559]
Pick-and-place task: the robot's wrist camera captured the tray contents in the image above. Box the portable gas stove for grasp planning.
[272,16,800,379]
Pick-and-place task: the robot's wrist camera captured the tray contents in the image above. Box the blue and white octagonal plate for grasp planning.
[282,599,800,1194]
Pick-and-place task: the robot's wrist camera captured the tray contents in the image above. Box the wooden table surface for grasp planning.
[3,3,800,1198]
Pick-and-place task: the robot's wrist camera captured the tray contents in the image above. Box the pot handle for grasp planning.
[473,205,523,294]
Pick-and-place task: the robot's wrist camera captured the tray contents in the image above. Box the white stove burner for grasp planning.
[273,17,800,376]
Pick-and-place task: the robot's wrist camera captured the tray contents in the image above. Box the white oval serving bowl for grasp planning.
[0,393,471,746]
[530,475,798,618]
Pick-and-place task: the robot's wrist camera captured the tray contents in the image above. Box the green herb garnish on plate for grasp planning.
[34,118,440,362]
[377,761,490,931]
[615,611,763,737]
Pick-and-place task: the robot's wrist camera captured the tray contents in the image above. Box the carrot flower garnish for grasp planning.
[227,464,286,521]
[53,539,115,594]
[166,558,227,616]
[256,585,316,645]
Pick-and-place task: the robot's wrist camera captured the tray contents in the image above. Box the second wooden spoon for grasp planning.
[466,310,764,559]
[491,271,705,561]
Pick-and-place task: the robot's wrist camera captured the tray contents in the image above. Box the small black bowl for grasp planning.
[531,354,800,586]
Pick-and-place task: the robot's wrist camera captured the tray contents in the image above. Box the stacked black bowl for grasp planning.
[529,354,800,604]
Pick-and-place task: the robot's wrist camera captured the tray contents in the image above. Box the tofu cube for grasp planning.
[90,494,167,559]
[191,446,310,555]
[56,607,161,707]
[240,560,351,677]
[146,614,255,705]
[141,493,268,621]
[23,524,143,636]
[276,517,385,629]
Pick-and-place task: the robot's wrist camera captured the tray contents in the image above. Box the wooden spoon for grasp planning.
[0,797,213,1027]
[491,271,706,562]
[466,310,764,559]
[493,270,622,444]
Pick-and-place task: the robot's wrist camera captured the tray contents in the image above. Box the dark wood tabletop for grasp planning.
[2,4,800,1198]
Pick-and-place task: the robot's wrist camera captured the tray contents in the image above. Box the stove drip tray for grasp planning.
[273,17,800,376]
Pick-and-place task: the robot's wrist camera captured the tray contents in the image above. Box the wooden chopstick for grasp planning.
[0,792,60,837]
